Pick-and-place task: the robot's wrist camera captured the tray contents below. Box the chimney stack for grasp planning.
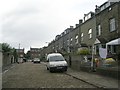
[79,19,83,24]
[95,5,100,13]
[75,24,79,27]
[70,26,73,29]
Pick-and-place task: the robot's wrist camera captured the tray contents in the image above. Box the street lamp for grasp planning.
[91,45,95,71]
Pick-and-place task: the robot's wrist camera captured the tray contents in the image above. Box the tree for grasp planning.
[12,48,18,62]
[2,43,12,53]
[2,43,18,63]
[25,51,31,59]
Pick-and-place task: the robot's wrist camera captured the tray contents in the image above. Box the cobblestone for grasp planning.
[2,62,95,88]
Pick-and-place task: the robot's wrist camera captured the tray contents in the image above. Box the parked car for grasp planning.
[27,59,32,62]
[46,53,67,72]
[33,58,40,63]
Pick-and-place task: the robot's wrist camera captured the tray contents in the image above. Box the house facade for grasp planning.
[30,48,41,59]
[16,49,25,58]
[95,1,120,60]
[80,12,96,53]
[40,0,120,62]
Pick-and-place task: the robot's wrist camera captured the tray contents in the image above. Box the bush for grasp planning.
[77,48,90,55]
[104,58,117,65]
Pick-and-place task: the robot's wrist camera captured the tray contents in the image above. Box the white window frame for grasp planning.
[97,24,101,36]
[81,33,84,41]
[88,29,92,39]
[75,35,78,44]
[70,38,73,46]
[110,18,116,32]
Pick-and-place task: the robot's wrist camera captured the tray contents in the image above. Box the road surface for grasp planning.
[2,62,96,88]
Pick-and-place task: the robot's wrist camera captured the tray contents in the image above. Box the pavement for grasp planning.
[66,68,119,89]
[2,63,15,72]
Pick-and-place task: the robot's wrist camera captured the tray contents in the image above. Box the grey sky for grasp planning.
[0,0,106,52]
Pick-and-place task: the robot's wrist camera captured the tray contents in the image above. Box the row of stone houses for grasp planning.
[29,47,41,59]
[40,0,120,63]
[16,48,25,58]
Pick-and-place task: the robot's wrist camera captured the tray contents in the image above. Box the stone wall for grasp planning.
[64,54,119,79]
[64,55,91,71]
[70,55,81,71]
[2,53,13,68]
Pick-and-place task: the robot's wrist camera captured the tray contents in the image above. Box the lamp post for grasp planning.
[91,44,95,71]
[18,43,20,58]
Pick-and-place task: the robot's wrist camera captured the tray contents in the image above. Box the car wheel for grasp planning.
[49,69,53,73]
[64,69,67,72]
[47,67,49,70]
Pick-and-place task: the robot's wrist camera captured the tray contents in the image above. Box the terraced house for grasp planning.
[95,0,120,61]
[30,48,41,59]
[41,0,120,64]
[16,48,25,58]
[80,11,96,53]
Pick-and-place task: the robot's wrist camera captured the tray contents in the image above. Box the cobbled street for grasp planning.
[2,62,95,88]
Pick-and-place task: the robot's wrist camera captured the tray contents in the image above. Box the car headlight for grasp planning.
[50,64,57,67]
[62,63,67,66]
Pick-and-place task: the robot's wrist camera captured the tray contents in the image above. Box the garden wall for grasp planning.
[64,55,119,79]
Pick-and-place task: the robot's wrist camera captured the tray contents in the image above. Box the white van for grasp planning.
[46,53,67,72]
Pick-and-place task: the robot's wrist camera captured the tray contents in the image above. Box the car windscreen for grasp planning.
[49,56,65,62]
[34,58,40,61]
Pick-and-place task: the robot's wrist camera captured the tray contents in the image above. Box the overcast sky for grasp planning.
[0,0,106,53]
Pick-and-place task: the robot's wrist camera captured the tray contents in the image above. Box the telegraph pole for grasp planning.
[18,43,20,58]
[19,43,20,49]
